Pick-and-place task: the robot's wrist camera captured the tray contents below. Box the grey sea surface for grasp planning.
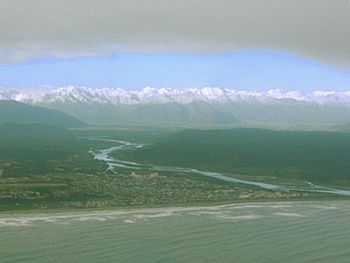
[1,201,350,262]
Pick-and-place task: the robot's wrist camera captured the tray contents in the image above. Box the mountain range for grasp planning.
[1,86,350,126]
[2,86,350,104]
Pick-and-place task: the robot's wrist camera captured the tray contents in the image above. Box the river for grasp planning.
[87,137,350,197]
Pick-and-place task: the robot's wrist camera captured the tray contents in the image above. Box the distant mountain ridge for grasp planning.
[1,87,350,126]
[336,122,350,131]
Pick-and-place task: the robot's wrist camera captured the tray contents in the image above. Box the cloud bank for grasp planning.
[1,0,350,68]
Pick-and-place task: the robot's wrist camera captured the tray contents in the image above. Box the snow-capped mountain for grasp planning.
[2,86,350,105]
[0,88,18,100]
[1,86,350,126]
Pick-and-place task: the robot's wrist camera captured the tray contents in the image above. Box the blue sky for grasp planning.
[1,0,350,92]
[1,50,350,92]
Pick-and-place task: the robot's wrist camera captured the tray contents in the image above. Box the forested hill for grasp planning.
[0,100,85,128]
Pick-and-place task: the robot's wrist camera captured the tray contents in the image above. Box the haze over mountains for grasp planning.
[1,86,350,126]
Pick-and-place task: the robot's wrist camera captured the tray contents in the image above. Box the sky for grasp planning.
[1,51,350,92]
[0,0,350,91]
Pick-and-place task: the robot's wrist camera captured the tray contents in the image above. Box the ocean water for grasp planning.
[1,201,350,263]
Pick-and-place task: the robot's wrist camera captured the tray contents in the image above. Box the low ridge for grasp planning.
[0,100,85,128]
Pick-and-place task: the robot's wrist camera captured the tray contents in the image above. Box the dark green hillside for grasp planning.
[0,100,85,128]
[117,128,350,184]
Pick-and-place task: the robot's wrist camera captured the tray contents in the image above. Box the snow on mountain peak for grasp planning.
[1,86,350,105]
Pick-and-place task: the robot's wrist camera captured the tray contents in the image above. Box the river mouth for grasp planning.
[84,137,350,197]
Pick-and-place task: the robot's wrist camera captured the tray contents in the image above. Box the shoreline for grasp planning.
[1,195,348,215]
